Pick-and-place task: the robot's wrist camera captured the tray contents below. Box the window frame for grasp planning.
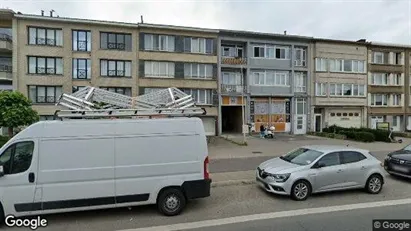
[294,47,307,66]
[184,63,213,79]
[315,152,342,167]
[252,44,290,59]
[329,59,365,73]
[100,32,131,51]
[144,34,176,52]
[370,94,389,106]
[373,52,384,64]
[371,73,388,85]
[28,26,63,46]
[27,56,63,75]
[100,59,131,77]
[251,70,290,87]
[144,61,175,78]
[315,58,327,72]
[340,151,367,165]
[28,85,62,104]
[72,30,91,52]
[392,94,401,106]
[315,82,327,96]
[72,58,91,79]
[183,89,213,105]
[329,83,365,97]
[99,87,132,96]
[294,72,306,92]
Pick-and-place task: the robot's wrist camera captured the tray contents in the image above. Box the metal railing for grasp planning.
[221,57,247,65]
[0,65,12,72]
[0,33,12,42]
[221,84,246,94]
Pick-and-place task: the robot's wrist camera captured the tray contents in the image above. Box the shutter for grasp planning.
[401,73,405,85]
[213,38,217,55]
[401,52,405,65]
[175,62,184,79]
[389,52,393,65]
[212,64,217,80]
[139,32,145,51]
[401,94,405,106]
[368,72,372,85]
[388,73,393,85]
[175,35,184,53]
[212,89,219,106]
[384,52,389,64]
[368,93,372,106]
[139,87,145,95]
[139,60,145,78]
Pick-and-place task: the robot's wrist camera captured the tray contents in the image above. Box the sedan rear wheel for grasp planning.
[291,180,311,201]
[366,174,383,194]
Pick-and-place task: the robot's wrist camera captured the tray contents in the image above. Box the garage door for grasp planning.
[328,110,362,128]
[201,117,216,136]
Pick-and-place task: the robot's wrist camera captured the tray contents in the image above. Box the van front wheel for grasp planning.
[157,188,186,216]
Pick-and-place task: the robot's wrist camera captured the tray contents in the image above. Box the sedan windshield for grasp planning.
[402,144,411,151]
[281,148,324,165]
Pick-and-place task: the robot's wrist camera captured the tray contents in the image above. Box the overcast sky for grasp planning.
[1,0,410,44]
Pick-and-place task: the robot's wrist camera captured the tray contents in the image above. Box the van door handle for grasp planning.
[28,172,35,183]
[361,166,366,170]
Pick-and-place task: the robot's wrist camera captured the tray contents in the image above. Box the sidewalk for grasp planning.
[208,134,410,160]
[211,170,255,187]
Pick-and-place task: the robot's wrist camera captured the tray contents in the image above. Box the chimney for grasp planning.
[50,10,55,17]
[357,39,366,43]
[284,30,287,35]
[41,10,44,16]
[140,15,144,23]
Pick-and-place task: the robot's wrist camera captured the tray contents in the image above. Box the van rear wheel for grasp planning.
[157,188,186,216]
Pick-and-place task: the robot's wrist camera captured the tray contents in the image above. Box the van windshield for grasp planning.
[280,148,324,166]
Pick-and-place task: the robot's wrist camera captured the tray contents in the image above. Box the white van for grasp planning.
[0,117,211,218]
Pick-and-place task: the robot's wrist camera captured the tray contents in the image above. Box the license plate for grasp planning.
[392,165,409,173]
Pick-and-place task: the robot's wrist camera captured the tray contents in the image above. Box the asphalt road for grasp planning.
[210,151,389,173]
[8,174,410,231]
[187,204,411,231]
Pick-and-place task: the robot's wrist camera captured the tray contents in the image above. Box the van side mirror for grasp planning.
[0,165,4,177]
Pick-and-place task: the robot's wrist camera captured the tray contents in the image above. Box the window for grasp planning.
[183,37,213,54]
[281,148,324,166]
[370,94,388,106]
[100,60,131,77]
[251,71,289,86]
[72,30,91,51]
[315,83,326,96]
[315,58,327,71]
[100,32,131,51]
[340,151,366,164]
[294,47,306,66]
[28,27,62,46]
[253,46,265,58]
[330,59,365,73]
[28,56,63,75]
[393,94,401,106]
[144,61,175,78]
[294,72,306,92]
[72,86,86,93]
[183,89,212,105]
[371,73,388,85]
[393,52,402,65]
[329,83,365,97]
[373,52,384,64]
[317,152,341,167]
[100,87,131,96]
[0,141,34,175]
[28,86,62,103]
[184,63,213,79]
[144,34,175,52]
[222,72,242,85]
[393,73,401,85]
[144,88,166,94]
[296,98,306,115]
[72,59,91,79]
[253,45,290,59]
[221,45,244,58]
[275,46,290,59]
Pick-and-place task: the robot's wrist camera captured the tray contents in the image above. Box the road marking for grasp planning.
[117,198,411,231]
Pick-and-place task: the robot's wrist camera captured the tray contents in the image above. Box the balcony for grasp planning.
[221,84,246,94]
[0,64,12,81]
[0,33,12,52]
[221,57,247,65]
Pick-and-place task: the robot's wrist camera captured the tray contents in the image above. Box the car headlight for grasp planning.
[385,156,391,161]
[269,173,291,182]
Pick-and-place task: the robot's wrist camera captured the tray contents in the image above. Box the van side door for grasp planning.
[0,140,38,216]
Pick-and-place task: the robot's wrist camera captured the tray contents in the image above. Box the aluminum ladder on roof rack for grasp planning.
[56,87,198,111]
[53,108,207,120]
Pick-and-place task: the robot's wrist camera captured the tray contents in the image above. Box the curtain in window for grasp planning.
[100,60,108,76]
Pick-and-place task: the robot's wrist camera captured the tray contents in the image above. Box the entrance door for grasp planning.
[371,116,384,129]
[294,98,306,134]
[295,115,306,134]
[315,114,322,132]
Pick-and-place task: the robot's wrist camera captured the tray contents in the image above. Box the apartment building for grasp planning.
[367,43,410,131]
[137,24,219,136]
[0,9,13,91]
[218,30,312,135]
[7,10,219,135]
[311,39,368,131]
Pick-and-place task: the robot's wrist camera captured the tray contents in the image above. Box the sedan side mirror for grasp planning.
[0,165,4,177]
[313,162,326,169]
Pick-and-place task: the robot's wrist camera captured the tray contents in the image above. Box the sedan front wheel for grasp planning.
[366,174,383,194]
[291,180,311,201]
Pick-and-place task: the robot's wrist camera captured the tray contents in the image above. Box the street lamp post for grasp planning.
[240,63,247,144]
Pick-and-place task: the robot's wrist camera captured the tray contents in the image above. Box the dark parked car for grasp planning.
[384,144,411,179]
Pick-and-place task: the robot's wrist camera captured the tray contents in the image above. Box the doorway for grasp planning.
[222,106,243,133]
[315,114,322,132]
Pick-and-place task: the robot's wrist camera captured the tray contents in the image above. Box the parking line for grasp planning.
[117,198,411,231]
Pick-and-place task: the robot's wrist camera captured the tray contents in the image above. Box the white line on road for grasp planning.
[117,198,411,231]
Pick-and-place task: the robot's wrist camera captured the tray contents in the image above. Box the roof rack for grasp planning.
[54,108,207,120]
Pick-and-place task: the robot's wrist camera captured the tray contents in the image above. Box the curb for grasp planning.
[211,179,255,188]
[220,136,248,146]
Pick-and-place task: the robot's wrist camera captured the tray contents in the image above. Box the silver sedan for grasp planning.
[256,145,385,200]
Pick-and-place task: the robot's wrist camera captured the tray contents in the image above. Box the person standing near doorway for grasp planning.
[260,124,265,138]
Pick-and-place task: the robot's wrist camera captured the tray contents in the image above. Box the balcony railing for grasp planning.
[0,33,12,42]
[0,65,12,72]
[221,57,247,65]
[107,42,125,50]
[221,84,246,94]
